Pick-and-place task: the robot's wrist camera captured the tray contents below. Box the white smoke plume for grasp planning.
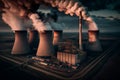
[65,2,79,16]
[37,4,64,31]
[29,13,52,32]
[75,7,85,16]
[86,17,98,31]
[0,0,99,31]
[1,0,35,30]
[1,0,27,17]
[44,0,99,30]
[58,0,69,12]
[2,10,29,30]
[57,0,65,12]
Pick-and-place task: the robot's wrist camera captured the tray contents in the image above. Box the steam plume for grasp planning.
[2,10,27,30]
[43,0,99,30]
[29,13,52,32]
[0,0,99,31]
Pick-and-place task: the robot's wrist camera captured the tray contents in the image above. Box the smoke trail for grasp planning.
[65,2,79,16]
[0,0,42,30]
[86,17,98,30]
[0,0,99,31]
[0,0,91,17]
[44,0,99,30]
[29,13,52,32]
[58,0,69,11]
[0,0,49,17]
[0,0,88,18]
[2,10,27,30]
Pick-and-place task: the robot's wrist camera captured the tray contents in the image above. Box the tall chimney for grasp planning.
[36,30,54,58]
[12,31,30,55]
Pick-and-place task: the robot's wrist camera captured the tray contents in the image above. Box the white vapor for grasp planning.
[29,13,52,32]
[2,10,29,30]
[45,0,99,31]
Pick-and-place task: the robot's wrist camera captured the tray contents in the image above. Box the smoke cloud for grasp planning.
[29,13,52,32]
[0,0,99,31]
[43,0,99,30]
[2,10,28,30]
[0,0,91,18]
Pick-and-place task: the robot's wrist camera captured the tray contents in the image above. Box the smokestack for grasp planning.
[29,13,54,57]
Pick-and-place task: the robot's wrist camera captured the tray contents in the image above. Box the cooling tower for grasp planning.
[53,30,63,56]
[36,30,54,58]
[28,30,39,50]
[12,31,30,55]
[87,30,102,52]
[1,10,31,55]
[53,30,63,45]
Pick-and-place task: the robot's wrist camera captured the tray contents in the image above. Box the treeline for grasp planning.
[79,0,120,11]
